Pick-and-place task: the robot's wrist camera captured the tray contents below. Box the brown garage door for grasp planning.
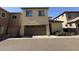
[24,25,46,36]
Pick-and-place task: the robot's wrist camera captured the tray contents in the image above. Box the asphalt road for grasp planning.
[0,36,79,51]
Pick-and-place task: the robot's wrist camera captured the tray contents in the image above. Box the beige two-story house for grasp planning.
[20,7,50,36]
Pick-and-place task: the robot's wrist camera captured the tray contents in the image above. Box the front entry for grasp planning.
[24,25,46,37]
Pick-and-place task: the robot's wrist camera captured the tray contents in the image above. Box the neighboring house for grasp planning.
[0,7,20,37]
[67,12,79,34]
[7,13,21,37]
[53,11,79,35]
[20,7,50,36]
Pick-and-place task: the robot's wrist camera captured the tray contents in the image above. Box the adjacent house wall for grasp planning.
[53,13,68,28]
[74,20,79,34]
[66,13,79,21]
[7,13,21,36]
[65,13,79,28]
[0,8,10,35]
[50,22,63,34]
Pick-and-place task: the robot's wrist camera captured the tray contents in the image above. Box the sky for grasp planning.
[3,7,79,19]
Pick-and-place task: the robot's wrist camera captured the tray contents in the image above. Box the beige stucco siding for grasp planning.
[21,9,49,25]
[68,23,76,28]
[54,14,68,28]
[50,22,63,34]
[7,13,20,36]
[0,8,10,34]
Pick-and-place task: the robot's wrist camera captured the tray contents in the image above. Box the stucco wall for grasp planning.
[0,8,10,34]
[20,8,50,36]
[50,22,63,33]
[21,8,49,25]
[7,13,21,36]
[54,14,68,28]
[75,21,79,34]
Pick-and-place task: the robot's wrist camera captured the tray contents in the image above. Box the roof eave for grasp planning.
[21,7,49,9]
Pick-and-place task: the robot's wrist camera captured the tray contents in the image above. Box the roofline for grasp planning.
[53,11,79,20]
[49,20,63,22]
[0,7,10,13]
[9,12,21,14]
[67,21,76,24]
[21,7,49,9]
[0,7,21,14]
[53,12,64,20]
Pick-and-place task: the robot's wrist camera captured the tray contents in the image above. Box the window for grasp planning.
[77,13,79,16]
[12,16,17,19]
[68,17,71,19]
[68,13,71,19]
[26,10,32,16]
[38,10,45,16]
[1,13,5,17]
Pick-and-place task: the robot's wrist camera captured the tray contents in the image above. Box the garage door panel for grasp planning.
[24,25,46,36]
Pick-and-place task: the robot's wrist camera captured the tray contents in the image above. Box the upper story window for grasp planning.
[26,10,32,16]
[1,13,6,17]
[12,16,17,19]
[68,13,71,19]
[38,10,45,16]
[77,13,79,16]
[68,16,71,19]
